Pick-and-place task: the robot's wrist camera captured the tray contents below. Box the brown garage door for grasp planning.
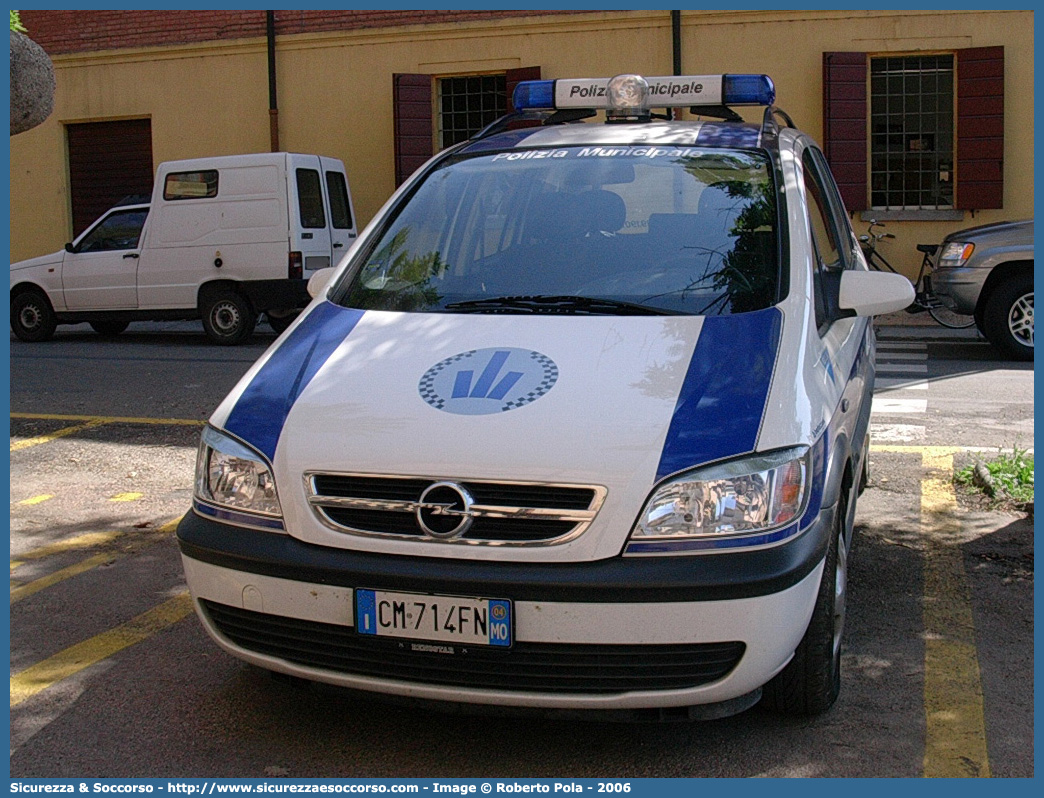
[66,118,154,237]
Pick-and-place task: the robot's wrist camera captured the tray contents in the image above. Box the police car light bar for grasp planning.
[512,74,776,113]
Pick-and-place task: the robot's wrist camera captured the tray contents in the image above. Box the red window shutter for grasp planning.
[822,52,868,212]
[393,73,433,187]
[956,46,1004,210]
[506,66,541,112]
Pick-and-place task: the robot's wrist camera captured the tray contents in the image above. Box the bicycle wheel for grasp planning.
[928,302,976,329]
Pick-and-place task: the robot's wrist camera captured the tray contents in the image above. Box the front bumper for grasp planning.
[931,267,988,314]
[176,507,833,709]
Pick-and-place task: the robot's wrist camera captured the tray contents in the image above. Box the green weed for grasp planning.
[956,447,1034,506]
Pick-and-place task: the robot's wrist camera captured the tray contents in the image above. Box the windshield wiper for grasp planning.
[442,295,682,316]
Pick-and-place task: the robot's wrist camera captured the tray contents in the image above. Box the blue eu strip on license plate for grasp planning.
[355,589,512,647]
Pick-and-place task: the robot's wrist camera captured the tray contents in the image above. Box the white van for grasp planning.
[10,152,357,344]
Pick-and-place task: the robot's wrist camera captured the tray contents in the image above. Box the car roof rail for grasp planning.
[761,106,796,137]
[470,108,596,142]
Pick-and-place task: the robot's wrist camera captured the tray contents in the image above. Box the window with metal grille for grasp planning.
[870,54,954,210]
[437,74,507,148]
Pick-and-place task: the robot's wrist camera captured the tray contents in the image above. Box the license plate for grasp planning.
[355,589,512,648]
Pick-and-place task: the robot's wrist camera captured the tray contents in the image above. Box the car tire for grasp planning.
[761,495,848,716]
[201,290,257,346]
[983,274,1033,361]
[90,320,130,337]
[266,309,299,335]
[11,289,58,342]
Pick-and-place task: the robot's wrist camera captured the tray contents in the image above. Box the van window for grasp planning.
[296,169,326,229]
[326,171,353,230]
[163,171,218,200]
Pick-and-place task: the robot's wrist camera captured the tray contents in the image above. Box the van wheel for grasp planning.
[11,290,57,342]
[266,309,299,335]
[761,495,848,716]
[202,291,256,345]
[983,274,1033,361]
[90,320,129,337]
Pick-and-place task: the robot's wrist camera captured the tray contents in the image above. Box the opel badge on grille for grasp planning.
[416,482,475,539]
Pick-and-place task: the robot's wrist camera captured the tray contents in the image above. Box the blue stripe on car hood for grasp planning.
[655,307,782,481]
[224,302,364,461]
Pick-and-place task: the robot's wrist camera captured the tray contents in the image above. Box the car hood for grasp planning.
[210,301,783,560]
[11,250,63,272]
[943,218,1034,244]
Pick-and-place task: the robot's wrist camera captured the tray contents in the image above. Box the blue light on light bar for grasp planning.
[512,74,776,113]
[723,74,775,106]
[512,80,555,111]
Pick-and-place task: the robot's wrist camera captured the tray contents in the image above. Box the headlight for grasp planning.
[938,241,975,268]
[628,447,809,552]
[195,426,282,518]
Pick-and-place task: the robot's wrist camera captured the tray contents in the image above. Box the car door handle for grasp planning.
[333,242,344,248]
[123,253,139,259]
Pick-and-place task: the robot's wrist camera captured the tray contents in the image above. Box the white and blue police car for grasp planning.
[177,74,914,719]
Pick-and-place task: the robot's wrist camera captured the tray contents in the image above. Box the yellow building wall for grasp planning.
[10,9,1033,278]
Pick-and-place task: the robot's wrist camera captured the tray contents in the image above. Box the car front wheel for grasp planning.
[11,290,58,342]
[983,274,1033,361]
[761,495,848,716]
[201,290,257,345]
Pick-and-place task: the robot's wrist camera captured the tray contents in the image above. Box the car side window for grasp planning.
[75,209,148,253]
[803,149,857,330]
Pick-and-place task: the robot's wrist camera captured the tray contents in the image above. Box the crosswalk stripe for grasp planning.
[876,379,928,391]
[870,423,926,442]
[876,351,929,361]
[876,363,929,374]
[872,397,928,415]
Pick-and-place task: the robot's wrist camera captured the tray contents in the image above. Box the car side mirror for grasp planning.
[64,243,75,254]
[307,267,336,299]
[838,270,915,317]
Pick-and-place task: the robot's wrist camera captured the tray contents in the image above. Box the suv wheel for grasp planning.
[11,290,57,342]
[202,290,257,345]
[983,274,1033,361]
[761,495,848,716]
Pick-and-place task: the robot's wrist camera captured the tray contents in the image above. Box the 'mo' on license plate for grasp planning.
[355,589,512,647]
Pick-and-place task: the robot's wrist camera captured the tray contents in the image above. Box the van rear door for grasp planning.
[288,154,333,275]
[320,156,358,264]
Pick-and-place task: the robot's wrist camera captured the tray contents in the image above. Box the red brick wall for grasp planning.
[19,10,586,55]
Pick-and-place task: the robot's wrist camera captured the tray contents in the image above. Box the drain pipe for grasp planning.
[672,10,682,75]
[267,10,279,152]
[671,11,682,119]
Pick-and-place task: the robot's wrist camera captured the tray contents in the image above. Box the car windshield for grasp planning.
[337,146,780,316]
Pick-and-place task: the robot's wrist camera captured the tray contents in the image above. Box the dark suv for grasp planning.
[932,219,1034,360]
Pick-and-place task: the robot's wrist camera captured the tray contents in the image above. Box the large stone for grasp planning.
[10,30,56,135]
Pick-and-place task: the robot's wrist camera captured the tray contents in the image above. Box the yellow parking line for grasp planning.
[10,592,194,707]
[10,530,124,568]
[10,419,109,452]
[10,553,113,604]
[9,515,183,587]
[110,492,144,502]
[11,412,204,426]
[921,450,990,778]
[18,494,54,506]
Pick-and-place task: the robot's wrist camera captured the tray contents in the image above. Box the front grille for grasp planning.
[306,473,606,545]
[202,600,745,694]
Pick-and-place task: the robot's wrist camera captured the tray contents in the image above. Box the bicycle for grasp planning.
[858,220,976,329]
